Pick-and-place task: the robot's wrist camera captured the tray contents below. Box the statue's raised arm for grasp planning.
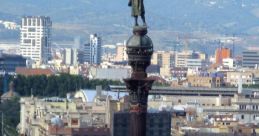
[128,0,146,26]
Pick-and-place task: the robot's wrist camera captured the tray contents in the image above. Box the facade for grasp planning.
[226,71,254,86]
[20,16,52,65]
[242,51,259,68]
[83,34,102,64]
[232,94,259,124]
[171,67,188,79]
[64,48,78,65]
[0,53,26,73]
[115,43,128,62]
[113,112,171,136]
[91,68,131,81]
[175,51,205,68]
[18,90,120,136]
[151,51,175,68]
[186,59,206,68]
[215,48,232,65]
[151,51,175,77]
[223,58,235,69]
[187,76,223,88]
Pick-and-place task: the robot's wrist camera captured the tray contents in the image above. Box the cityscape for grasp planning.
[1,0,259,136]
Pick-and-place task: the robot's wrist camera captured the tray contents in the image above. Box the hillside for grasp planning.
[1,0,259,50]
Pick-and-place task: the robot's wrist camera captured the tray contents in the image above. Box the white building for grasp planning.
[223,58,235,69]
[83,34,102,64]
[20,16,52,65]
[64,48,78,65]
[186,59,206,68]
[175,51,206,68]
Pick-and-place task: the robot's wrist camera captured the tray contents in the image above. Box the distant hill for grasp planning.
[1,0,259,32]
[1,0,259,50]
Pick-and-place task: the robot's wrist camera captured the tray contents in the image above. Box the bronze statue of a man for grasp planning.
[128,0,146,26]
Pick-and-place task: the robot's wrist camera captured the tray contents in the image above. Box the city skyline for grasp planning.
[1,1,259,136]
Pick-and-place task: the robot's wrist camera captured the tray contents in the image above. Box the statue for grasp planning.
[128,0,146,26]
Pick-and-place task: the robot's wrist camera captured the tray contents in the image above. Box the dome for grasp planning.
[127,34,153,48]
[74,90,89,102]
[1,81,19,101]
[1,90,19,99]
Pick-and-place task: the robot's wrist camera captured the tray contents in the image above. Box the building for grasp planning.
[151,51,175,68]
[226,71,254,86]
[113,112,171,136]
[15,67,54,76]
[18,89,120,136]
[20,16,52,65]
[187,75,223,88]
[242,51,259,68]
[83,34,102,64]
[215,48,232,65]
[64,48,78,66]
[0,53,26,73]
[90,67,130,81]
[175,51,205,68]
[171,67,188,79]
[186,59,206,68]
[223,58,235,69]
[115,43,127,62]
[151,51,175,77]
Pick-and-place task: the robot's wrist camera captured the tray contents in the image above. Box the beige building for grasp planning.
[226,71,254,86]
[175,51,206,68]
[187,76,223,88]
[149,95,231,109]
[18,90,121,136]
[151,51,175,68]
[114,43,127,62]
[151,51,175,77]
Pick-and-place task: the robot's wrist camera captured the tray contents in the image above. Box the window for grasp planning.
[23,39,31,43]
[241,115,244,120]
[28,28,36,32]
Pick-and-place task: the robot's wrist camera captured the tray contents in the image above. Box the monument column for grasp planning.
[124,26,154,136]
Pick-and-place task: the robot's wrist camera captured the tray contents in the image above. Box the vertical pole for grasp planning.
[2,112,3,136]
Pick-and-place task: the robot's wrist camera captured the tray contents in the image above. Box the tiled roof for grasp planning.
[15,67,55,76]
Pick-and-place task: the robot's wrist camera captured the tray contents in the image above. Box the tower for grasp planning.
[124,26,154,136]
[83,34,102,64]
[20,16,52,65]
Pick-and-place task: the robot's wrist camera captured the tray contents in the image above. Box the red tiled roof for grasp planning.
[15,67,55,76]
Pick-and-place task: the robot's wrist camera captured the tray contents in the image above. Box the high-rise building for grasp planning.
[151,51,175,68]
[64,48,78,65]
[83,34,102,64]
[115,42,128,62]
[20,16,52,65]
[242,51,259,68]
[175,50,205,68]
[215,48,232,65]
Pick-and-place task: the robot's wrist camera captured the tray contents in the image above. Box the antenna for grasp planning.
[232,34,235,58]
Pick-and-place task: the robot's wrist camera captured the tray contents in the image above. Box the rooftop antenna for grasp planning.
[232,34,235,58]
